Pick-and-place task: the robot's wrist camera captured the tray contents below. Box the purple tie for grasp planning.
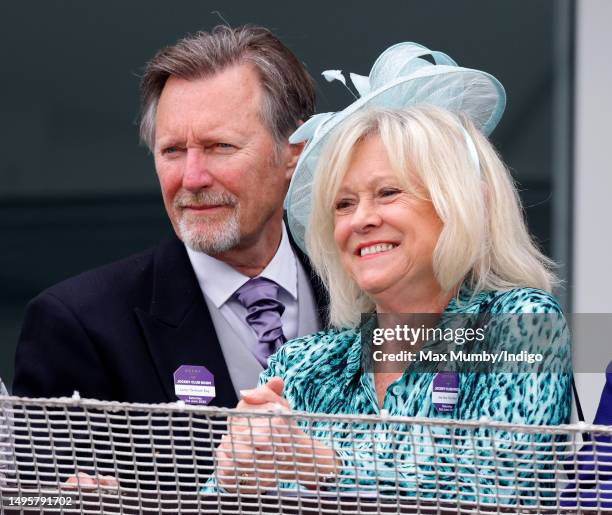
[234,277,287,367]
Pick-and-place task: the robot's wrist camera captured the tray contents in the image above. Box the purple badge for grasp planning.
[173,365,215,405]
[432,371,459,413]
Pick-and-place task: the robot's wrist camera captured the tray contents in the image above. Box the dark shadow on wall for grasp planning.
[0,0,565,389]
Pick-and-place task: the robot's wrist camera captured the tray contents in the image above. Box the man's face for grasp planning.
[154,64,296,256]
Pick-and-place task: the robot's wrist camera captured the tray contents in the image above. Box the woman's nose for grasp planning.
[350,199,382,232]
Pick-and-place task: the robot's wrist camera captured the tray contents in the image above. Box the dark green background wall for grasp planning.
[0,1,566,388]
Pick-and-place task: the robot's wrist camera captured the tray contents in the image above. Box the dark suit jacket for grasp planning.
[12,233,328,407]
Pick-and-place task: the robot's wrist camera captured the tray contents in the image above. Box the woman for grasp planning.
[210,42,571,504]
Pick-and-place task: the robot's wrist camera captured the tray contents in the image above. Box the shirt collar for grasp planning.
[185,223,298,308]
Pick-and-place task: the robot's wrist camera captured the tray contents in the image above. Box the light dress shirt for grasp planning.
[186,223,320,396]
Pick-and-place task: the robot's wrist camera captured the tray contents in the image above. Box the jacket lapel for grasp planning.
[135,236,238,407]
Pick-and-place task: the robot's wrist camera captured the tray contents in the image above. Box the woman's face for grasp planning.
[333,135,444,306]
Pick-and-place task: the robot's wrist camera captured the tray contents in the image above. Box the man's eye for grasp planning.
[161,146,181,156]
[208,143,236,152]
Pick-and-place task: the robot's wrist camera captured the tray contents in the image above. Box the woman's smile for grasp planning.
[333,135,443,304]
[355,241,400,258]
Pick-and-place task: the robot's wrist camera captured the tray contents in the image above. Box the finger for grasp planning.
[236,399,289,411]
[239,377,288,406]
[233,418,296,461]
[227,416,279,449]
[220,427,279,469]
[220,467,277,492]
[231,405,293,447]
[264,377,285,396]
[222,408,298,468]
[216,448,249,488]
[228,414,249,432]
[217,440,289,492]
[219,442,277,480]
[63,472,96,489]
[239,377,284,399]
[238,389,288,407]
[228,412,277,438]
[227,414,274,443]
[240,401,290,413]
[99,475,119,488]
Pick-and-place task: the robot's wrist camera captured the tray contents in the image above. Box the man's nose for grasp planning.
[182,148,214,191]
[350,198,382,233]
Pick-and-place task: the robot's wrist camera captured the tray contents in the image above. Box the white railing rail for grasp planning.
[0,395,610,514]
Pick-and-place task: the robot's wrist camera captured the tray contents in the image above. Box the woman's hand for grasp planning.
[215,377,337,492]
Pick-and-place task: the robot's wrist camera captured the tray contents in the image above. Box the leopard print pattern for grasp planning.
[257,287,571,504]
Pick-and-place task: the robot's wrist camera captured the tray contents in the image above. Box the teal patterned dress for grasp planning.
[207,287,571,505]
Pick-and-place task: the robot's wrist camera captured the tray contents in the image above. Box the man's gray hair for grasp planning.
[139,25,316,151]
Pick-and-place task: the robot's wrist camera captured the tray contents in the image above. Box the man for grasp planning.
[13,25,325,408]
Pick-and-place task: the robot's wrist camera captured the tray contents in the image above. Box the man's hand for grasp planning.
[63,471,118,489]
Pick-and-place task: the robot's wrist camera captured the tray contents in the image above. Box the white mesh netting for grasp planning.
[0,395,610,514]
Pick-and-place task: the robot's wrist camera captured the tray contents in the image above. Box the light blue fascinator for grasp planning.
[285,42,506,253]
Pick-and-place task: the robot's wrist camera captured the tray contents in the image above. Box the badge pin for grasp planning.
[432,371,458,413]
[173,365,216,405]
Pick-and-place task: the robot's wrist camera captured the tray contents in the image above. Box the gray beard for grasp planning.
[173,189,241,254]
[178,206,241,254]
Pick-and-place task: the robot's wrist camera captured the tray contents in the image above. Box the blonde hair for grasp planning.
[306,105,558,328]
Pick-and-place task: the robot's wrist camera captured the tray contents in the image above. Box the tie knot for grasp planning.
[233,277,287,367]
[234,277,281,309]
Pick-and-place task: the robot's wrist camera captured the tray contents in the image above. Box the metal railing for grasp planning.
[0,395,610,514]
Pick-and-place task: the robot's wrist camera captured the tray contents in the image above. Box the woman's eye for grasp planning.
[379,188,401,198]
[334,199,354,211]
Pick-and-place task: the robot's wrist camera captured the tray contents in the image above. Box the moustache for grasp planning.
[174,190,238,209]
